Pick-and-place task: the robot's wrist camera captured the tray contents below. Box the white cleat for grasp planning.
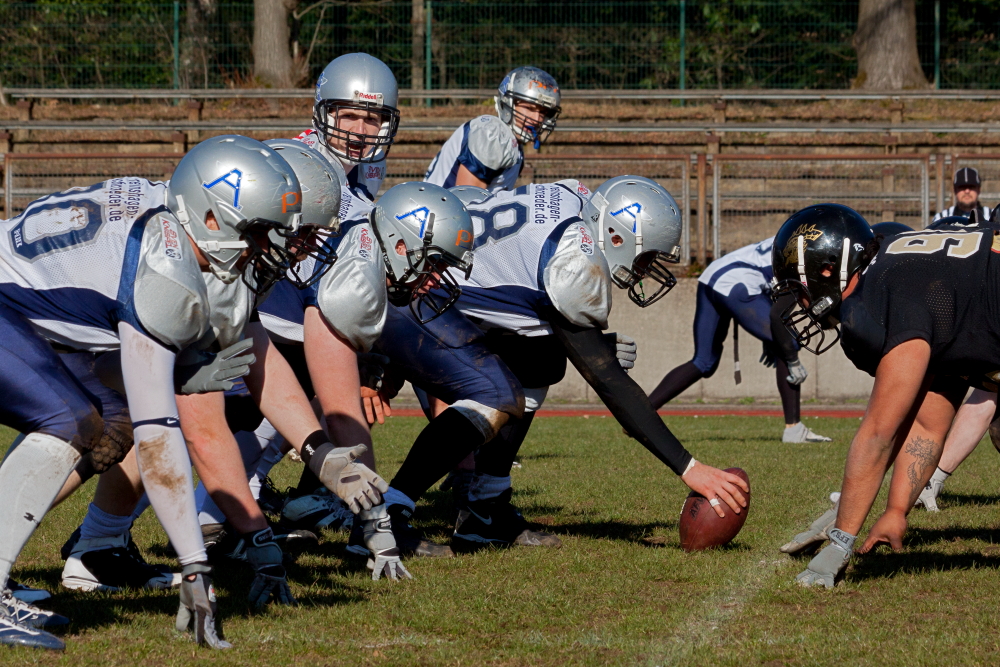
[62,533,180,592]
[783,422,832,443]
[914,482,942,512]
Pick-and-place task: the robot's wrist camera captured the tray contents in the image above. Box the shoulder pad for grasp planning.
[467,116,520,171]
[315,222,387,351]
[542,222,612,329]
[133,212,211,350]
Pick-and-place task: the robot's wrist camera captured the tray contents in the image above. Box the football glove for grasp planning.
[785,359,808,386]
[794,528,854,589]
[176,563,232,649]
[301,442,387,513]
[605,332,637,372]
[779,499,839,555]
[361,505,413,581]
[357,352,390,391]
[759,343,777,368]
[243,528,296,607]
[175,339,256,395]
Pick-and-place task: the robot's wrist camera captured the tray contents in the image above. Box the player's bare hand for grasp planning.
[858,508,907,553]
[681,461,748,518]
[361,387,391,425]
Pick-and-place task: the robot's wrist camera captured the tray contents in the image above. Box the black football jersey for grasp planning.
[840,228,1000,383]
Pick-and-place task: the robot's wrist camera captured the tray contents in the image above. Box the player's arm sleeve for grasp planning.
[542,222,613,330]
[882,295,935,356]
[118,322,206,566]
[769,294,800,363]
[458,117,520,183]
[548,314,694,475]
[311,224,388,352]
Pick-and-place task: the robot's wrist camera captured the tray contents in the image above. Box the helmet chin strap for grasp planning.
[797,234,808,288]
[839,237,851,293]
[590,192,610,251]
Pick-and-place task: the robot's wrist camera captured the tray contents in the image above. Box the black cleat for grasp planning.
[61,533,179,592]
[386,505,454,558]
[452,488,561,553]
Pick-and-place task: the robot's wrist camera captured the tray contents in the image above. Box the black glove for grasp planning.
[357,352,390,391]
[244,528,296,607]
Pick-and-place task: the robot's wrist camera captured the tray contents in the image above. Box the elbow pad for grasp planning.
[132,213,210,351]
[543,222,612,330]
[315,223,387,352]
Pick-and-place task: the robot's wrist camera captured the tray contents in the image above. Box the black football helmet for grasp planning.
[771,204,874,354]
[928,214,983,230]
[871,221,913,237]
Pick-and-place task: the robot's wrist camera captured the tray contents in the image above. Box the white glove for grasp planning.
[785,359,808,386]
[361,505,413,582]
[244,528,296,607]
[795,528,854,589]
[176,563,232,649]
[175,339,256,394]
[605,332,637,371]
[301,441,387,513]
[779,498,839,555]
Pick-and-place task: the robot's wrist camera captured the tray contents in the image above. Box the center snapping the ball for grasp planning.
[678,468,750,551]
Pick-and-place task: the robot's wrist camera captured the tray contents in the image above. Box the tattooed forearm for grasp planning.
[904,436,938,494]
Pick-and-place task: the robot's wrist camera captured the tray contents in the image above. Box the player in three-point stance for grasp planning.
[771,204,1000,587]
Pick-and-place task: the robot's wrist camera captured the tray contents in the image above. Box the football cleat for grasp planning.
[7,581,51,604]
[0,590,68,629]
[257,476,287,517]
[62,532,180,592]
[281,490,355,533]
[0,607,64,651]
[440,469,474,515]
[782,422,832,443]
[452,489,561,553]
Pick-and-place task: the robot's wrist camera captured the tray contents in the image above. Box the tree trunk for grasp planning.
[411,0,425,90]
[253,0,297,88]
[853,0,929,89]
[181,0,217,88]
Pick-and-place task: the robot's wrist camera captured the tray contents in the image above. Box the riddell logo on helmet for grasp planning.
[353,90,384,105]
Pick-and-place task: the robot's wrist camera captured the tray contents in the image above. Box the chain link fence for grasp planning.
[1,1,998,90]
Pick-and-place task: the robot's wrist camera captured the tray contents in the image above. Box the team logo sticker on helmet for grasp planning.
[782,223,824,264]
[610,201,647,233]
[202,169,244,210]
[396,206,431,238]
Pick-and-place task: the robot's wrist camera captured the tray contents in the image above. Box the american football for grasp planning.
[679,468,751,551]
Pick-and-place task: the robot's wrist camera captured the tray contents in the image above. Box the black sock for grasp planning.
[476,411,536,478]
[390,408,489,504]
[647,361,705,410]
[294,465,324,497]
[776,359,801,424]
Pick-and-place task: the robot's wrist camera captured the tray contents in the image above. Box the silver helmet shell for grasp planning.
[166,135,302,291]
[371,182,475,322]
[312,53,400,165]
[583,175,682,307]
[494,66,561,149]
[448,185,491,207]
[264,138,345,287]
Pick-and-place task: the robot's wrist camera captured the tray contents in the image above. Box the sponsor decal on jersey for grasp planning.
[577,183,591,198]
[161,216,184,261]
[202,169,243,210]
[353,90,384,105]
[358,227,373,260]
[396,206,431,238]
[578,225,594,255]
[365,164,385,181]
[781,223,823,264]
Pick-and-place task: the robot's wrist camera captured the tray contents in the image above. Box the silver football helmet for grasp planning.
[264,138,344,288]
[448,185,491,207]
[583,175,682,307]
[166,134,302,294]
[494,66,561,149]
[312,53,400,165]
[370,182,475,323]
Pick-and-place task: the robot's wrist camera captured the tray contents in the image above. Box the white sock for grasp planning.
[80,502,134,540]
[468,474,511,503]
[931,466,951,485]
[383,486,416,512]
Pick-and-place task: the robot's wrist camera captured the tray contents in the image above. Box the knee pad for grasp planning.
[450,400,511,441]
[75,407,134,482]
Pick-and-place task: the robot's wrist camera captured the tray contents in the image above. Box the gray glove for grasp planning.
[780,498,839,555]
[244,528,296,607]
[357,352,390,391]
[175,339,256,395]
[176,563,232,649]
[301,442,387,513]
[361,505,413,581]
[795,528,854,589]
[605,333,637,371]
[785,358,808,386]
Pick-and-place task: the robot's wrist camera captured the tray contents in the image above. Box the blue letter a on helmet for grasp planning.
[203,169,244,210]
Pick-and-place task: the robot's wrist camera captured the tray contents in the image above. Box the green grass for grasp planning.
[6,415,1000,666]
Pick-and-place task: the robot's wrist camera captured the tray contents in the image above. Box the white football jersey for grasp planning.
[698,237,774,297]
[294,128,386,199]
[454,182,611,335]
[0,177,209,352]
[424,116,523,192]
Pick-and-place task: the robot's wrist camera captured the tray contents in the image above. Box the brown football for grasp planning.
[678,467,751,551]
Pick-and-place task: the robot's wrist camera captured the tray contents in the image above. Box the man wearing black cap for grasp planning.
[932,167,990,223]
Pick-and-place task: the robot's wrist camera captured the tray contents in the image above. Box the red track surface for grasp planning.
[388,408,865,419]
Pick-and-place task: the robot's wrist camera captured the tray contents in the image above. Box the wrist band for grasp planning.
[682,458,698,476]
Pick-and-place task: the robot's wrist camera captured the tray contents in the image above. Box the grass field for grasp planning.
[5,414,1000,666]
